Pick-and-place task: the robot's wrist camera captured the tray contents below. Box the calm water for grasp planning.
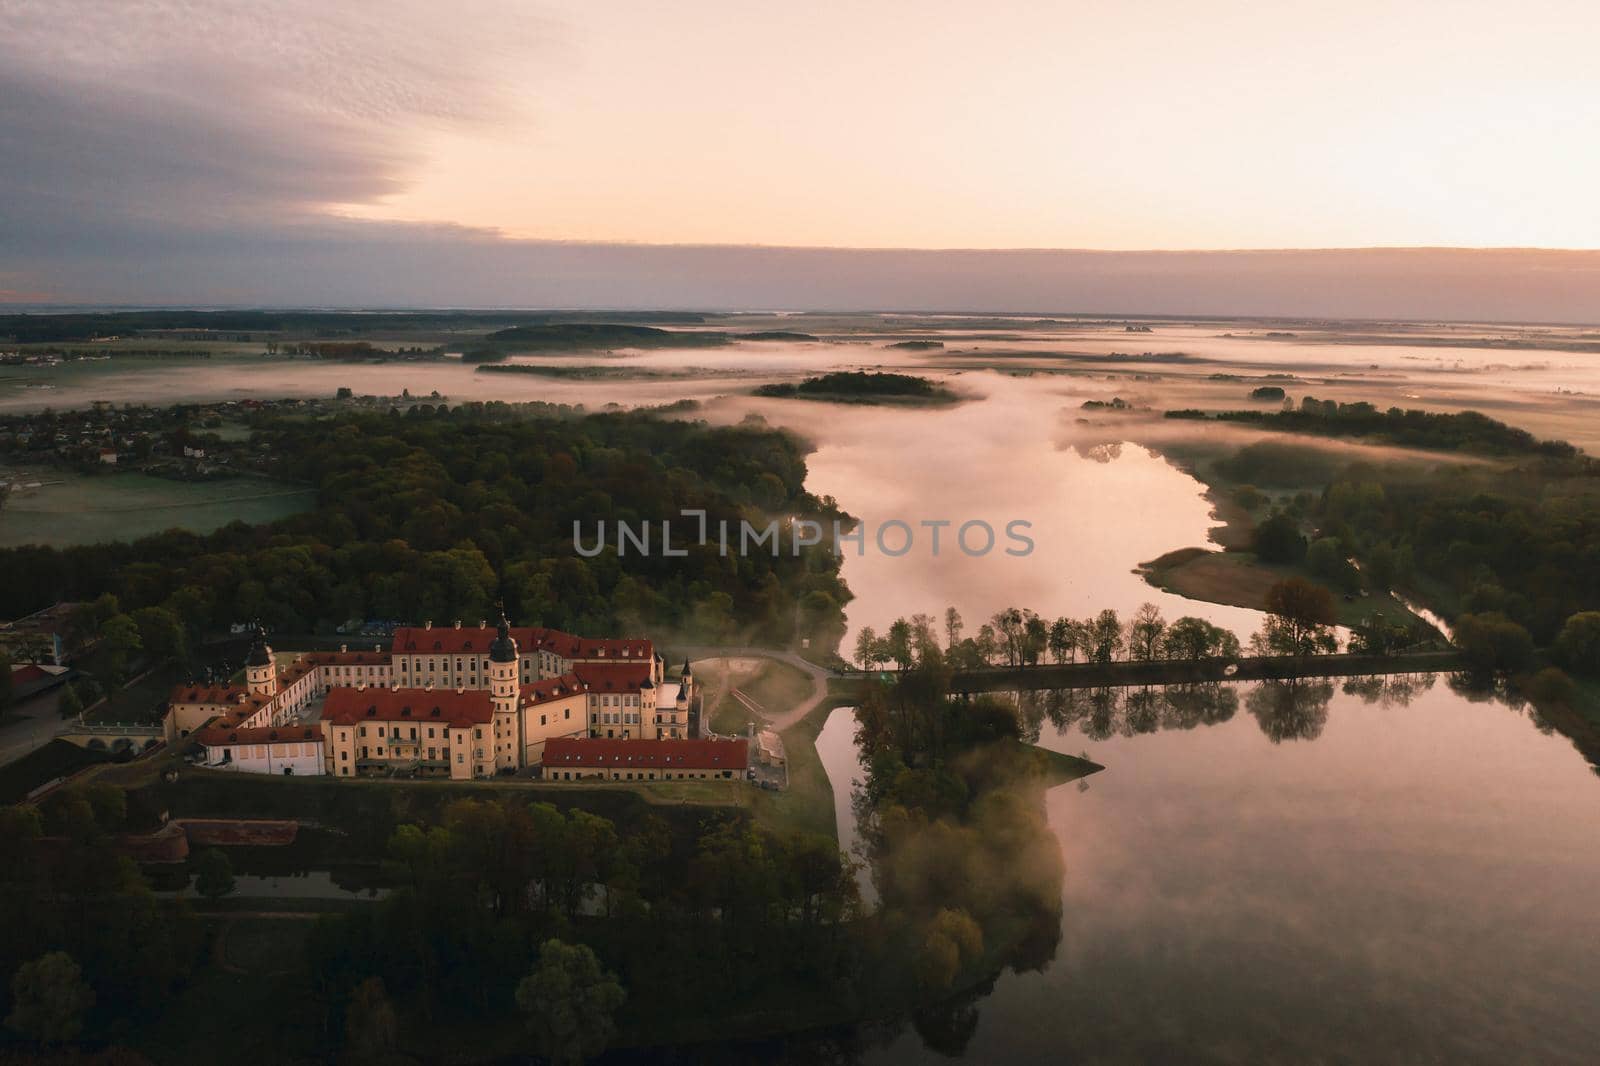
[8,321,1600,1061]
[813,681,1600,1064]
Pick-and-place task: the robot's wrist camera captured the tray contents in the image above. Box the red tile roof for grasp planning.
[195,724,322,747]
[390,625,651,661]
[169,683,263,707]
[543,737,748,771]
[322,686,492,728]
[571,661,653,691]
[521,673,588,707]
[303,650,389,666]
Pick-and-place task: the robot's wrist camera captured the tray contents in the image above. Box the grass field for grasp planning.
[746,699,841,840]
[0,468,314,547]
[702,658,814,734]
[1141,546,1423,630]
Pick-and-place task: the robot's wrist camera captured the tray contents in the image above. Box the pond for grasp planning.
[807,678,1600,1063]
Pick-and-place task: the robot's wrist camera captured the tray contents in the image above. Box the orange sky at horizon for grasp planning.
[329,0,1600,251]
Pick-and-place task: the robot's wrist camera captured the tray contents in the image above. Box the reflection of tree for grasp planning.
[1013,690,1046,744]
[910,983,989,1058]
[1124,686,1162,734]
[1161,683,1239,729]
[1039,683,1238,738]
[1246,678,1334,742]
[1341,672,1436,707]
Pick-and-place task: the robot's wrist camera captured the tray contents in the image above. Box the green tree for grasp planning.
[193,848,235,900]
[853,626,879,670]
[1257,578,1338,656]
[1454,612,1535,677]
[57,683,84,720]
[344,977,398,1061]
[98,613,143,683]
[915,908,984,992]
[1126,603,1166,661]
[6,951,95,1046]
[515,939,626,1066]
[1086,610,1124,663]
[1252,511,1307,564]
[0,804,43,879]
[1047,617,1076,663]
[131,606,188,665]
[1161,616,1241,660]
[944,606,963,650]
[1524,666,1576,706]
[1349,615,1411,656]
[1555,612,1600,677]
[1305,537,1360,592]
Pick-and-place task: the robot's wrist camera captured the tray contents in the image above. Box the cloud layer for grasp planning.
[3,2,1599,321]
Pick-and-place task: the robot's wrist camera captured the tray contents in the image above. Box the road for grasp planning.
[0,687,67,767]
[674,646,837,732]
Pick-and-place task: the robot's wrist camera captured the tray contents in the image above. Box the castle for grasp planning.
[164,615,747,781]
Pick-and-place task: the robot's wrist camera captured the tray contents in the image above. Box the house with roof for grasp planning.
[164,612,703,779]
[542,736,749,783]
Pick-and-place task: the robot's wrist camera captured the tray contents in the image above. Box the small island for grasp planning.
[884,339,945,350]
[740,330,819,342]
[754,370,960,405]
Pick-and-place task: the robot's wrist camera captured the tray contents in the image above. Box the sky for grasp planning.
[3,0,1600,317]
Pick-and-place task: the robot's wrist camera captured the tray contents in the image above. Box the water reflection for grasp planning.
[1007,673,1440,746]
[808,676,1600,1064]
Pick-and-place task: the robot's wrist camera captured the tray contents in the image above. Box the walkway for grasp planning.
[675,646,836,732]
[0,688,67,768]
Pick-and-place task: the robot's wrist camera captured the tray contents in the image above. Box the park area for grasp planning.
[0,467,314,547]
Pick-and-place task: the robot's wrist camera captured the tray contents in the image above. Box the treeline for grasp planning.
[485,323,730,351]
[299,799,862,1061]
[854,605,1243,672]
[0,310,711,344]
[0,786,204,1050]
[755,371,953,403]
[1173,396,1583,459]
[855,594,1433,676]
[0,402,853,654]
[1314,461,1600,648]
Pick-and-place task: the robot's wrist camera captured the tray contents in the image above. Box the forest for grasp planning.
[755,371,957,404]
[0,310,710,344]
[1188,395,1585,459]
[0,402,854,657]
[0,655,1084,1061]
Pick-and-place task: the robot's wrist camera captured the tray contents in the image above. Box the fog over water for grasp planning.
[7,316,1600,1061]
[7,318,1600,639]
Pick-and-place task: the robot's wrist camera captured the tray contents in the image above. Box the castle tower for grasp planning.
[245,625,277,699]
[489,607,520,770]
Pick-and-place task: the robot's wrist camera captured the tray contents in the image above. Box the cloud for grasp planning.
[3,3,1599,320]
[0,0,546,240]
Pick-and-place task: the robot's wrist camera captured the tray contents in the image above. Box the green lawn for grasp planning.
[747,700,841,840]
[1144,547,1426,630]
[706,659,814,734]
[0,468,314,547]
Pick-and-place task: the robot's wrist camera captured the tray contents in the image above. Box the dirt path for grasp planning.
[676,646,835,732]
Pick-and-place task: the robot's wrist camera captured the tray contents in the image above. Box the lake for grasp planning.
[809,678,1600,1064]
[7,318,1600,1062]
